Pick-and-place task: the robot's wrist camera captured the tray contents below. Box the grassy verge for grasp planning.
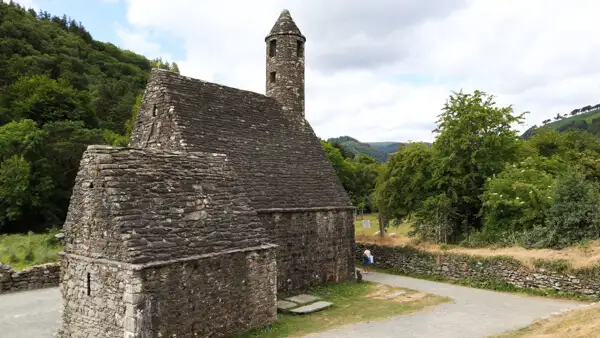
[354,213,412,239]
[237,281,451,338]
[493,303,600,338]
[0,230,62,270]
[354,214,600,269]
[371,266,595,302]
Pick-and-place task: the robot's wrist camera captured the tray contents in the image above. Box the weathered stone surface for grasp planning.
[356,244,600,299]
[59,9,354,338]
[127,9,356,295]
[62,146,270,264]
[285,294,320,304]
[0,263,60,294]
[60,146,278,337]
[266,9,306,121]
[277,300,298,310]
[261,209,355,292]
[290,301,333,314]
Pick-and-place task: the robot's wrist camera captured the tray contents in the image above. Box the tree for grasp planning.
[429,90,525,241]
[375,142,434,223]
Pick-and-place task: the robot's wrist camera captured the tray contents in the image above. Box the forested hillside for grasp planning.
[522,103,600,139]
[0,2,178,233]
[327,136,392,162]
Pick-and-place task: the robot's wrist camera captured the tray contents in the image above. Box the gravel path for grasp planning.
[307,271,587,338]
[0,287,61,338]
[0,272,588,338]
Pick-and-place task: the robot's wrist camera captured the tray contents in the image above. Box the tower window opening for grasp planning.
[297,41,304,57]
[87,273,91,296]
[269,71,276,83]
[152,104,157,117]
[269,39,277,57]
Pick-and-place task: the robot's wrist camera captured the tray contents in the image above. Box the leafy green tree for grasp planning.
[478,156,558,244]
[0,120,54,231]
[430,90,526,241]
[0,75,97,127]
[375,142,434,222]
[539,169,600,248]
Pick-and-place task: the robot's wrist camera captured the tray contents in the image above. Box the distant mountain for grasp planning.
[368,142,408,154]
[327,136,431,162]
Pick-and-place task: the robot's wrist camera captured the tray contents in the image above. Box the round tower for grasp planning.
[265,9,306,119]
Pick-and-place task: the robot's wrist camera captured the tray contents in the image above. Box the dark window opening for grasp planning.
[269,39,277,57]
[152,104,157,117]
[89,182,93,189]
[297,41,304,57]
[87,273,91,296]
[269,71,276,83]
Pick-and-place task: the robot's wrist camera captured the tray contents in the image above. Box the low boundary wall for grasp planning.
[356,243,600,299]
[0,262,60,294]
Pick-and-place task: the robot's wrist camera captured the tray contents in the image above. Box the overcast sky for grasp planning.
[13,0,600,143]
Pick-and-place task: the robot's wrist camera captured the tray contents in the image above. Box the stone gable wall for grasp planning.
[356,243,600,298]
[261,209,355,293]
[0,262,60,294]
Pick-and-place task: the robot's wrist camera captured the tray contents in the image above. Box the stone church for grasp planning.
[59,10,355,338]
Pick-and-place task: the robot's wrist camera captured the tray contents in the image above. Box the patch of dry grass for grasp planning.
[354,214,600,269]
[494,303,600,338]
[238,281,451,338]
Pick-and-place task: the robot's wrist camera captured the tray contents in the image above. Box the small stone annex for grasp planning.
[58,9,355,338]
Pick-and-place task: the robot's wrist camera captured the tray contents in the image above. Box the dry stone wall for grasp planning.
[0,262,60,294]
[356,243,600,299]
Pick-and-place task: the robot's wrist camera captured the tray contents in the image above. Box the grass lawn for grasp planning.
[494,303,600,338]
[354,213,412,238]
[238,281,451,338]
[0,230,62,270]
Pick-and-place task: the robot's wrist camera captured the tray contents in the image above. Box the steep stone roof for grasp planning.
[63,145,271,264]
[131,70,351,210]
[266,9,305,40]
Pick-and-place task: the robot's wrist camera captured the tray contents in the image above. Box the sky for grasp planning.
[11,0,600,143]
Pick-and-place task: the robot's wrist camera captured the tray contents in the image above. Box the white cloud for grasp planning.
[114,24,172,61]
[119,0,600,142]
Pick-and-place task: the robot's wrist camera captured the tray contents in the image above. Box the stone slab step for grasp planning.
[285,294,320,304]
[277,300,298,310]
[290,301,333,314]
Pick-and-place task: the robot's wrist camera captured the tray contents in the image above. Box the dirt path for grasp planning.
[306,272,587,338]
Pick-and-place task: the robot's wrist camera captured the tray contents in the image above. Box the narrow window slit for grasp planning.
[87,273,91,296]
[297,41,304,57]
[269,39,277,57]
[269,71,276,83]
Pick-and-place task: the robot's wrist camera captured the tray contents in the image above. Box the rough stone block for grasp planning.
[277,300,298,310]
[285,294,320,304]
[290,301,333,314]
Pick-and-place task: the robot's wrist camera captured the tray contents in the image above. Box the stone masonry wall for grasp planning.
[136,246,277,338]
[356,243,600,298]
[260,208,355,293]
[59,255,136,338]
[0,262,60,294]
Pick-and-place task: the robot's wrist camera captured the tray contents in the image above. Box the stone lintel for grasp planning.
[59,243,278,270]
